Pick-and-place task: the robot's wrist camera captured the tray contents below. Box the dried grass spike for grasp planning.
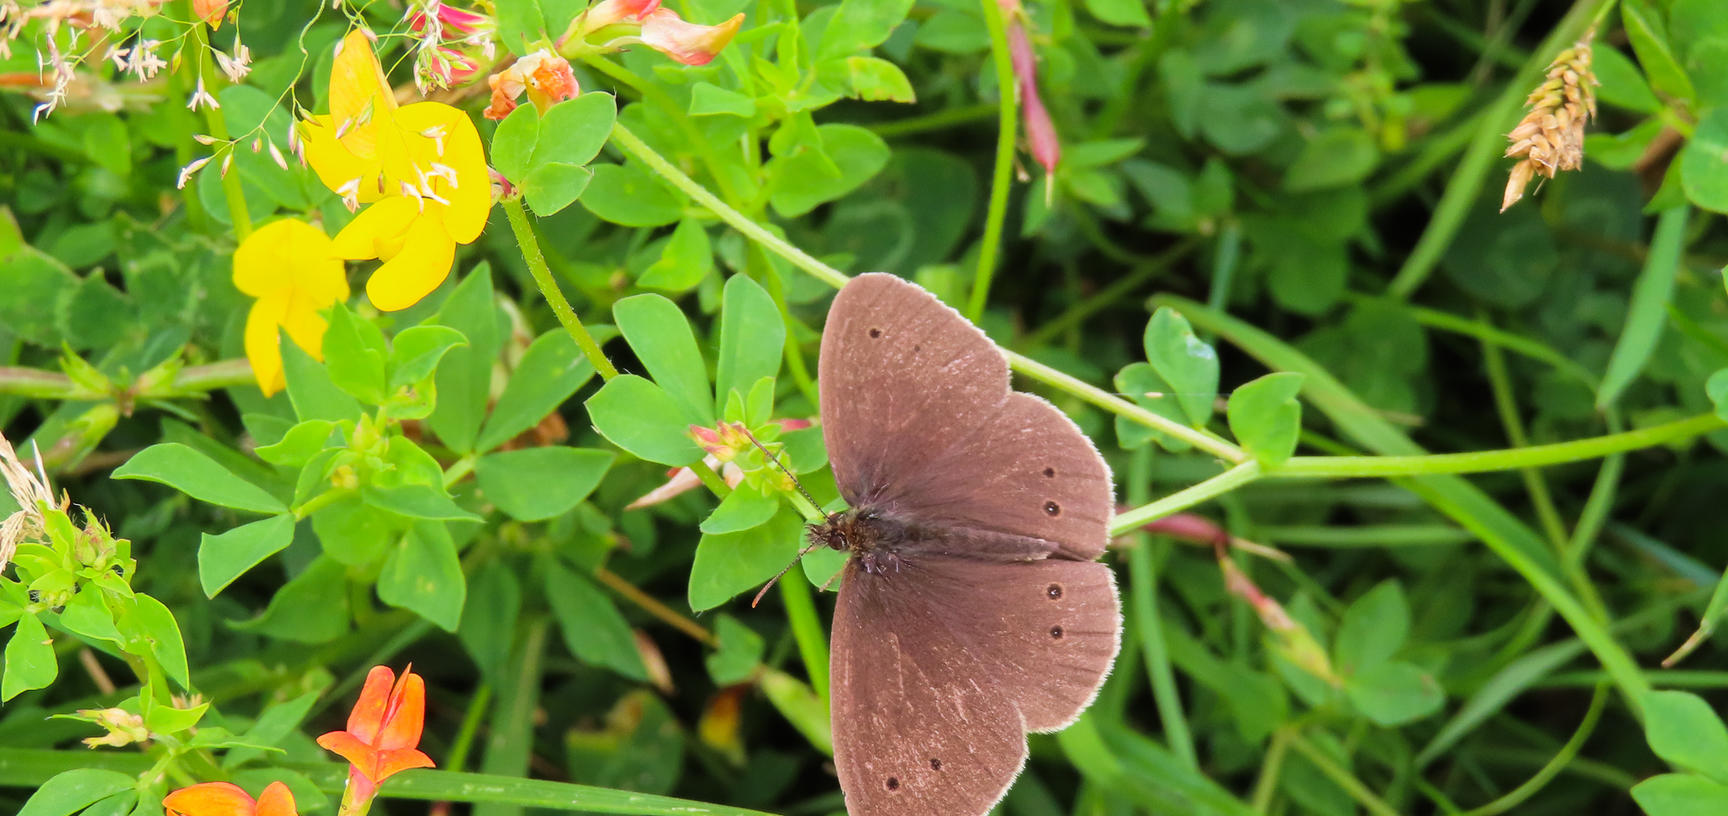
[1502,29,1599,212]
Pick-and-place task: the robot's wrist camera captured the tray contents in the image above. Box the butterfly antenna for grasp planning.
[751,538,825,608]
[738,426,823,519]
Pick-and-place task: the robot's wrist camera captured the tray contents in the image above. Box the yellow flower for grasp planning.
[299,30,491,312]
[234,219,350,396]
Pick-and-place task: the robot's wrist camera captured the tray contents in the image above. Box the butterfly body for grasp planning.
[816,273,1122,816]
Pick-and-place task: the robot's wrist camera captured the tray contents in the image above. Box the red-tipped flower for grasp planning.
[639,8,744,66]
[1002,2,1059,180]
[164,782,298,816]
[408,1,493,36]
[316,665,435,809]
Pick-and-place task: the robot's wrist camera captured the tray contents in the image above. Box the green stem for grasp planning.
[1272,413,1723,479]
[501,196,619,381]
[1019,240,1195,348]
[967,0,1019,322]
[868,103,998,138]
[293,488,353,521]
[1124,446,1196,770]
[690,459,733,499]
[1459,683,1609,816]
[594,567,716,646]
[1288,733,1400,816]
[1480,325,1569,551]
[778,575,829,703]
[1006,351,1247,463]
[610,122,847,289]
[1111,461,1261,535]
[1250,728,1293,813]
[188,16,251,238]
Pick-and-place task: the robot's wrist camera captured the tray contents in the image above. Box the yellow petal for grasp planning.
[235,219,334,297]
[332,197,419,261]
[394,102,492,244]
[365,214,455,312]
[299,115,389,205]
[328,30,397,163]
[244,295,291,396]
[281,291,333,361]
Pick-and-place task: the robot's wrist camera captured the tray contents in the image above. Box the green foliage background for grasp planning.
[5,0,1728,814]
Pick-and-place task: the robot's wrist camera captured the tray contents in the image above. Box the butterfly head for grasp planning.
[807,507,889,556]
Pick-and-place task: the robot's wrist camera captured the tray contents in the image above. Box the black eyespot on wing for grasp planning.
[1044,500,1061,516]
[929,758,942,771]
[1042,467,1056,477]
[885,777,900,791]
[1046,584,1063,599]
[868,328,883,338]
[913,343,922,353]
[1050,625,1064,639]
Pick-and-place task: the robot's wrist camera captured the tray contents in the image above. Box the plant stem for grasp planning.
[610,122,847,289]
[778,575,829,703]
[501,196,619,381]
[188,15,251,239]
[1006,351,1247,463]
[1111,461,1261,535]
[594,566,716,647]
[967,0,1019,322]
[1459,683,1608,816]
[1288,733,1401,816]
[1273,413,1722,478]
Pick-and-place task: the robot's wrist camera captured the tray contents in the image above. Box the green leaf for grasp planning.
[460,563,520,686]
[231,556,350,643]
[282,340,364,422]
[715,274,784,412]
[254,419,339,467]
[766,125,891,217]
[1623,0,1696,103]
[843,56,916,103]
[390,325,468,390]
[1226,372,1303,467]
[379,523,466,632]
[1334,580,1409,674]
[688,511,802,612]
[1084,0,1152,27]
[690,82,757,117]
[311,492,401,566]
[640,219,714,293]
[586,375,707,466]
[16,769,135,816]
[1344,661,1443,726]
[700,487,779,535]
[582,163,684,227]
[817,0,914,59]
[535,93,617,168]
[1595,44,1664,113]
[490,103,539,184]
[1113,362,1192,452]
[128,594,190,689]
[1631,774,1728,816]
[614,294,715,423]
[365,484,482,522]
[1599,206,1686,408]
[57,586,121,644]
[2,612,55,700]
[198,514,296,598]
[475,447,614,521]
[1285,128,1378,192]
[705,615,765,686]
[429,265,501,454]
[323,303,388,404]
[1645,690,1728,782]
[1684,111,1728,213]
[545,562,647,681]
[1709,369,1728,420]
[114,443,287,514]
[476,329,599,452]
[1144,308,1220,427]
[523,163,593,216]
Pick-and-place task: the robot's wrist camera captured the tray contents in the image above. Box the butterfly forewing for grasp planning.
[831,557,1120,816]
[820,274,1113,560]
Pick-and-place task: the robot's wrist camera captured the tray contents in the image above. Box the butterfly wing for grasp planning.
[819,273,1113,561]
[831,556,1121,816]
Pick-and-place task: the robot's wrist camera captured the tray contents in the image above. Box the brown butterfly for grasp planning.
[809,273,1122,816]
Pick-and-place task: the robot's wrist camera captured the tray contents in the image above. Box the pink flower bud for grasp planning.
[639,9,744,66]
[580,0,662,31]
[408,2,492,36]
[1005,21,1058,179]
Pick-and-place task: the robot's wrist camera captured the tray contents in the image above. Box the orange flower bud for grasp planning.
[192,0,227,29]
[639,9,744,66]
